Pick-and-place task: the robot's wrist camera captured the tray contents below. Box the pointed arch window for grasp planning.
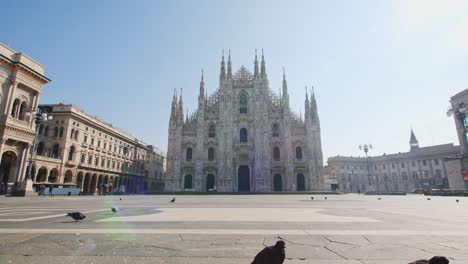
[272,124,279,137]
[239,94,248,113]
[240,128,248,143]
[186,147,193,161]
[273,147,280,161]
[208,124,216,138]
[208,147,215,161]
[296,146,303,160]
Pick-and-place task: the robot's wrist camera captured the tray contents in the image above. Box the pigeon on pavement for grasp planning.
[251,240,285,264]
[111,207,118,213]
[66,212,86,221]
[409,256,449,264]
[170,197,176,203]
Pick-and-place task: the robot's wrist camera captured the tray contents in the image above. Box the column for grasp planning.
[17,144,31,182]
[3,79,17,116]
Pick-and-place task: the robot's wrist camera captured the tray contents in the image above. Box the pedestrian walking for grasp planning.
[48,185,53,196]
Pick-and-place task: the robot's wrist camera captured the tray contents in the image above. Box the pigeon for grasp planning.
[111,207,118,213]
[170,197,176,203]
[409,256,449,264]
[427,198,431,200]
[251,240,285,264]
[324,197,327,200]
[120,198,122,201]
[311,197,314,200]
[428,256,449,264]
[456,199,459,203]
[378,198,382,200]
[66,212,86,221]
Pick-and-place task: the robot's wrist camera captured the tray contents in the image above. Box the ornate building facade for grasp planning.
[33,104,166,194]
[327,130,460,193]
[165,51,324,192]
[0,42,50,195]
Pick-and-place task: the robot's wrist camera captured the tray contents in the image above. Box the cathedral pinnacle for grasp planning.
[260,49,266,78]
[199,69,205,98]
[254,49,259,79]
[227,49,232,79]
[220,49,226,80]
[282,67,289,108]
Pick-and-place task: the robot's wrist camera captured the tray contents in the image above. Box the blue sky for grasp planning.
[2,0,468,161]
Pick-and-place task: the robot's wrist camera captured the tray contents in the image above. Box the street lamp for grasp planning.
[18,110,52,196]
[359,144,373,190]
[447,102,468,153]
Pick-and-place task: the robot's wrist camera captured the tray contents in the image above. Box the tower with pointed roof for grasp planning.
[165,50,324,192]
[410,129,419,150]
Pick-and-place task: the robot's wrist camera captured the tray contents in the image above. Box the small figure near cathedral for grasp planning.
[165,50,324,193]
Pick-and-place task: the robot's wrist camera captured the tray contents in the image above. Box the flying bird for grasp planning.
[251,240,285,264]
[111,207,118,213]
[170,197,176,203]
[66,212,86,221]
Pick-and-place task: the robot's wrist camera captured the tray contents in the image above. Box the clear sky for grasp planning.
[2,0,468,162]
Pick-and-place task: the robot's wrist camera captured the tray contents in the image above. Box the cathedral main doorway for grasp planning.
[238,165,250,192]
[206,174,215,191]
[273,174,282,191]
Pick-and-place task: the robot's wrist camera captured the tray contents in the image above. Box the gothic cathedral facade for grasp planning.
[165,51,324,192]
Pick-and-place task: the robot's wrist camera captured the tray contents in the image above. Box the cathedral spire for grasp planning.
[220,49,226,80]
[179,88,184,121]
[199,69,205,97]
[171,88,177,120]
[260,49,266,78]
[254,49,259,79]
[282,67,289,108]
[227,49,232,79]
[310,86,319,125]
[305,86,310,120]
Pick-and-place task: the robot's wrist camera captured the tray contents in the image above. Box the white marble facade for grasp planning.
[165,51,324,192]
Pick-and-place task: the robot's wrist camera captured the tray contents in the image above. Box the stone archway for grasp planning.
[48,168,59,183]
[64,170,73,183]
[36,167,48,182]
[76,172,84,191]
[0,151,18,193]
[90,174,98,194]
[97,175,104,195]
[83,173,91,193]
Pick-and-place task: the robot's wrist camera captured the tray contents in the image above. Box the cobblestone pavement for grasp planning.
[0,194,467,263]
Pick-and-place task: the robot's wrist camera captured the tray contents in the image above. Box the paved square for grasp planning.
[0,194,467,263]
